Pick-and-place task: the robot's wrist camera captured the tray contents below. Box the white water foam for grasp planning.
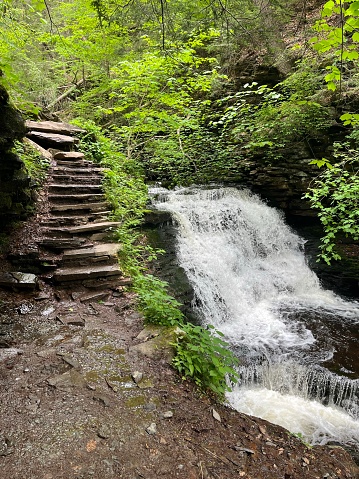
[152,186,359,445]
[227,386,359,446]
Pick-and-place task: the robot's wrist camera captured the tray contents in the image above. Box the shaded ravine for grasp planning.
[151,186,359,449]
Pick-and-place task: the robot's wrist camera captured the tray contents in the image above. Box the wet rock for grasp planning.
[142,209,172,225]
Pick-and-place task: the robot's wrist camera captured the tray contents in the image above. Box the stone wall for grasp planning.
[0,85,29,224]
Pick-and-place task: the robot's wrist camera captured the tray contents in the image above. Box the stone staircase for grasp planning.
[0,120,126,291]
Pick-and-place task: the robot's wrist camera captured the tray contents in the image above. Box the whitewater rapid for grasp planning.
[151,186,359,447]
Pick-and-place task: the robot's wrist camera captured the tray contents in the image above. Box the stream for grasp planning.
[151,186,359,449]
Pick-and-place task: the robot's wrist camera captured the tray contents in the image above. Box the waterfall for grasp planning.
[152,186,359,447]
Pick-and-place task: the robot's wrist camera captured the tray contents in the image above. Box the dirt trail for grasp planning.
[0,122,358,479]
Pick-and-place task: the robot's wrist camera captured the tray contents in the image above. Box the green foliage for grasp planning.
[311,0,359,92]
[172,323,239,398]
[72,119,148,228]
[13,140,50,184]
[304,144,359,264]
[212,81,331,162]
[134,274,185,325]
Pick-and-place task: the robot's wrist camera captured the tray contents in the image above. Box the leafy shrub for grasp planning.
[213,82,332,161]
[172,323,239,398]
[305,144,359,264]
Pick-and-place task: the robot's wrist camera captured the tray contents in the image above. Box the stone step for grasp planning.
[55,160,93,168]
[53,151,85,161]
[51,173,103,186]
[27,131,79,148]
[50,202,110,213]
[48,193,105,204]
[43,212,110,227]
[51,175,102,185]
[62,243,120,261]
[25,120,85,136]
[61,243,120,267]
[53,167,105,175]
[48,184,103,194]
[44,221,120,237]
[38,238,90,250]
[53,264,122,283]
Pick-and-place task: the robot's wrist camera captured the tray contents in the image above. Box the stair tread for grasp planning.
[45,221,120,234]
[53,151,85,160]
[27,131,79,145]
[49,183,102,188]
[54,263,122,282]
[48,194,105,202]
[62,243,120,260]
[53,167,106,173]
[25,120,85,135]
[50,202,109,212]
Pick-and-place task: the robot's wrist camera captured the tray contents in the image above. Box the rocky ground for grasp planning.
[0,122,358,479]
[0,283,358,479]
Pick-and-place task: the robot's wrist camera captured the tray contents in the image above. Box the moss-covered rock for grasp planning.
[0,85,30,225]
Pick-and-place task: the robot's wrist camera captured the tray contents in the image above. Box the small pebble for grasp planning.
[146,423,157,435]
[161,411,173,419]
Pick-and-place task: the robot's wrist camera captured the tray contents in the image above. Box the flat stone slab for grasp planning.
[27,131,79,146]
[53,151,85,160]
[48,184,102,193]
[53,264,122,282]
[0,272,37,291]
[56,314,86,327]
[26,120,85,135]
[62,243,120,261]
[50,202,109,213]
[51,175,102,185]
[48,193,105,203]
[47,370,86,389]
[38,238,89,250]
[47,221,120,235]
[53,167,105,175]
[79,291,110,303]
[55,160,86,168]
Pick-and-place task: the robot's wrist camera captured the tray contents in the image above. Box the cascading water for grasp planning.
[151,186,359,447]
